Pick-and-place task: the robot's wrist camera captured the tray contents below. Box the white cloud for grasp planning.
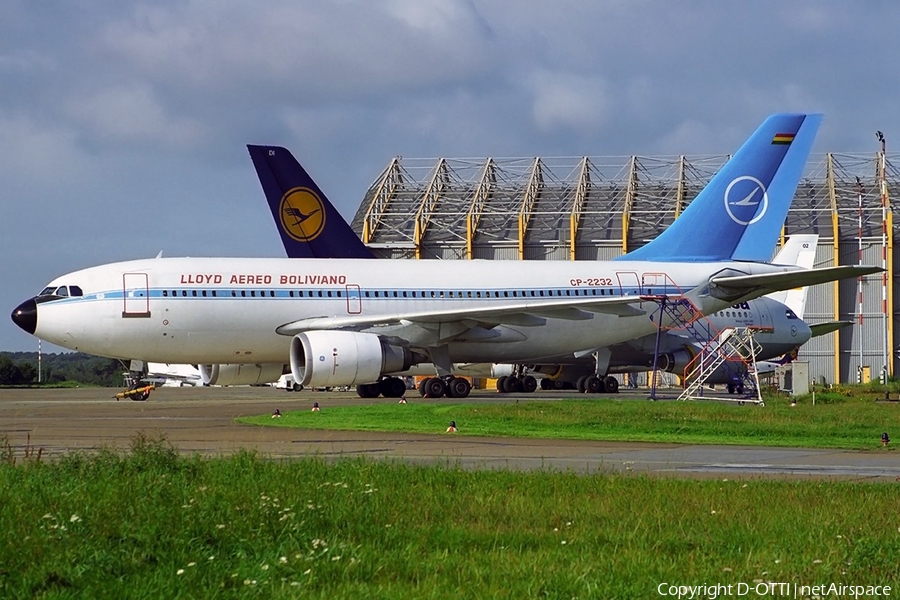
[63,83,207,146]
[529,70,610,135]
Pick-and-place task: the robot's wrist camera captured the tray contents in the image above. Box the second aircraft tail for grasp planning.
[618,113,822,263]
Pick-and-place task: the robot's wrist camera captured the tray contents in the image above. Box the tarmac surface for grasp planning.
[1,386,899,481]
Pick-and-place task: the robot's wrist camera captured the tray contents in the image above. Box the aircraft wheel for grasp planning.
[418,378,429,397]
[504,376,522,393]
[447,377,471,399]
[604,376,619,394]
[521,375,537,393]
[379,377,407,398]
[424,377,447,398]
[128,383,150,401]
[356,383,380,398]
[292,382,303,392]
[584,375,606,394]
[540,378,553,390]
[496,375,509,393]
[576,375,589,393]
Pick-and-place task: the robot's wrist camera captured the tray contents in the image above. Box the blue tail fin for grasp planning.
[617,113,822,262]
[248,145,375,259]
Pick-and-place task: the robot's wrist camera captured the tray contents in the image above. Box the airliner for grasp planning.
[249,144,824,395]
[10,113,879,399]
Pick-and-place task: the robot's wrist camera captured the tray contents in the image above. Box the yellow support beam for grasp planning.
[466,159,496,260]
[826,153,841,383]
[569,157,591,261]
[361,158,402,244]
[674,156,686,219]
[517,158,543,260]
[413,159,449,259]
[888,209,894,377]
[621,156,638,255]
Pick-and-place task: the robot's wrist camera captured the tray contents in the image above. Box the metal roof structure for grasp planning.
[350,152,899,384]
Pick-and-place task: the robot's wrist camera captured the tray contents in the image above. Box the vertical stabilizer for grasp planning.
[618,113,822,262]
[248,145,374,259]
[766,234,818,319]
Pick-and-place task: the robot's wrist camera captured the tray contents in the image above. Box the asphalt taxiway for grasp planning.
[1,387,897,481]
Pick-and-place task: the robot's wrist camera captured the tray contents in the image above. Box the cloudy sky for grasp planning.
[2,1,899,352]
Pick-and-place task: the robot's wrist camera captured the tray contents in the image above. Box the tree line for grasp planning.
[0,352,124,387]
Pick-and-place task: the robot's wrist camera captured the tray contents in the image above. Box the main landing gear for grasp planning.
[573,375,620,394]
[356,376,408,399]
[416,376,472,399]
[495,374,538,394]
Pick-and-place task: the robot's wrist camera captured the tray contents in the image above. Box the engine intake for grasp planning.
[291,331,422,387]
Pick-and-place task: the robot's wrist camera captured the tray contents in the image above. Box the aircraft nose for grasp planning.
[11,298,37,335]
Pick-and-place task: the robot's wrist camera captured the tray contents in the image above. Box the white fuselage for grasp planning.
[30,256,801,364]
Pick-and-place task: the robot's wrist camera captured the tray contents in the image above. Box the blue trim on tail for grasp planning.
[248,145,375,259]
[616,113,822,263]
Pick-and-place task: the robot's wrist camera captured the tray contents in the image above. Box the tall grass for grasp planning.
[0,436,898,598]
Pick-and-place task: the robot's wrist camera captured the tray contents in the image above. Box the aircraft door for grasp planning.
[641,272,681,297]
[345,284,362,314]
[123,272,151,318]
[616,272,641,296]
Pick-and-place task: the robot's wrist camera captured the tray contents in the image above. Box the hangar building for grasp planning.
[350,151,898,385]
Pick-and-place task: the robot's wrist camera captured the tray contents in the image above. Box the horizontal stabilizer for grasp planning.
[710,265,882,301]
[810,321,853,338]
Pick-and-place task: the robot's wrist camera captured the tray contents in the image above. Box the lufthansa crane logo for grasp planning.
[279,187,326,242]
[723,176,768,226]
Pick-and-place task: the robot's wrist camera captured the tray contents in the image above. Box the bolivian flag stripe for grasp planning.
[772,132,795,145]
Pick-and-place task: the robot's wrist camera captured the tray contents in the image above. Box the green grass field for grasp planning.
[240,391,900,450]
[2,437,899,599]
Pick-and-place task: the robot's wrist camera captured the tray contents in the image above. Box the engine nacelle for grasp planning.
[200,363,286,386]
[291,331,421,387]
[657,348,696,375]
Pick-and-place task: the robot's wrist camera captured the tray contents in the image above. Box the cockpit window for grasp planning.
[785,309,798,319]
[36,285,82,301]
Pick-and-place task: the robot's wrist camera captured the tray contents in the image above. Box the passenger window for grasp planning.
[163,290,169,297]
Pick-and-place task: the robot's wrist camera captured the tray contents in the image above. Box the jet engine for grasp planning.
[200,363,286,386]
[291,331,424,387]
[656,348,696,375]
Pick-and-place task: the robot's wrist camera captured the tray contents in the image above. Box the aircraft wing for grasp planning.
[709,265,882,301]
[275,295,648,336]
[809,321,853,338]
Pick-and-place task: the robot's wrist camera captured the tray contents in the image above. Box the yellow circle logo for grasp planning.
[279,187,326,242]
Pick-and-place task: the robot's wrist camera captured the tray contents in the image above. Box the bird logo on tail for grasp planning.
[279,187,326,242]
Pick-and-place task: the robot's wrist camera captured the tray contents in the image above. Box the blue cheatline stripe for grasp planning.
[51,284,655,305]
